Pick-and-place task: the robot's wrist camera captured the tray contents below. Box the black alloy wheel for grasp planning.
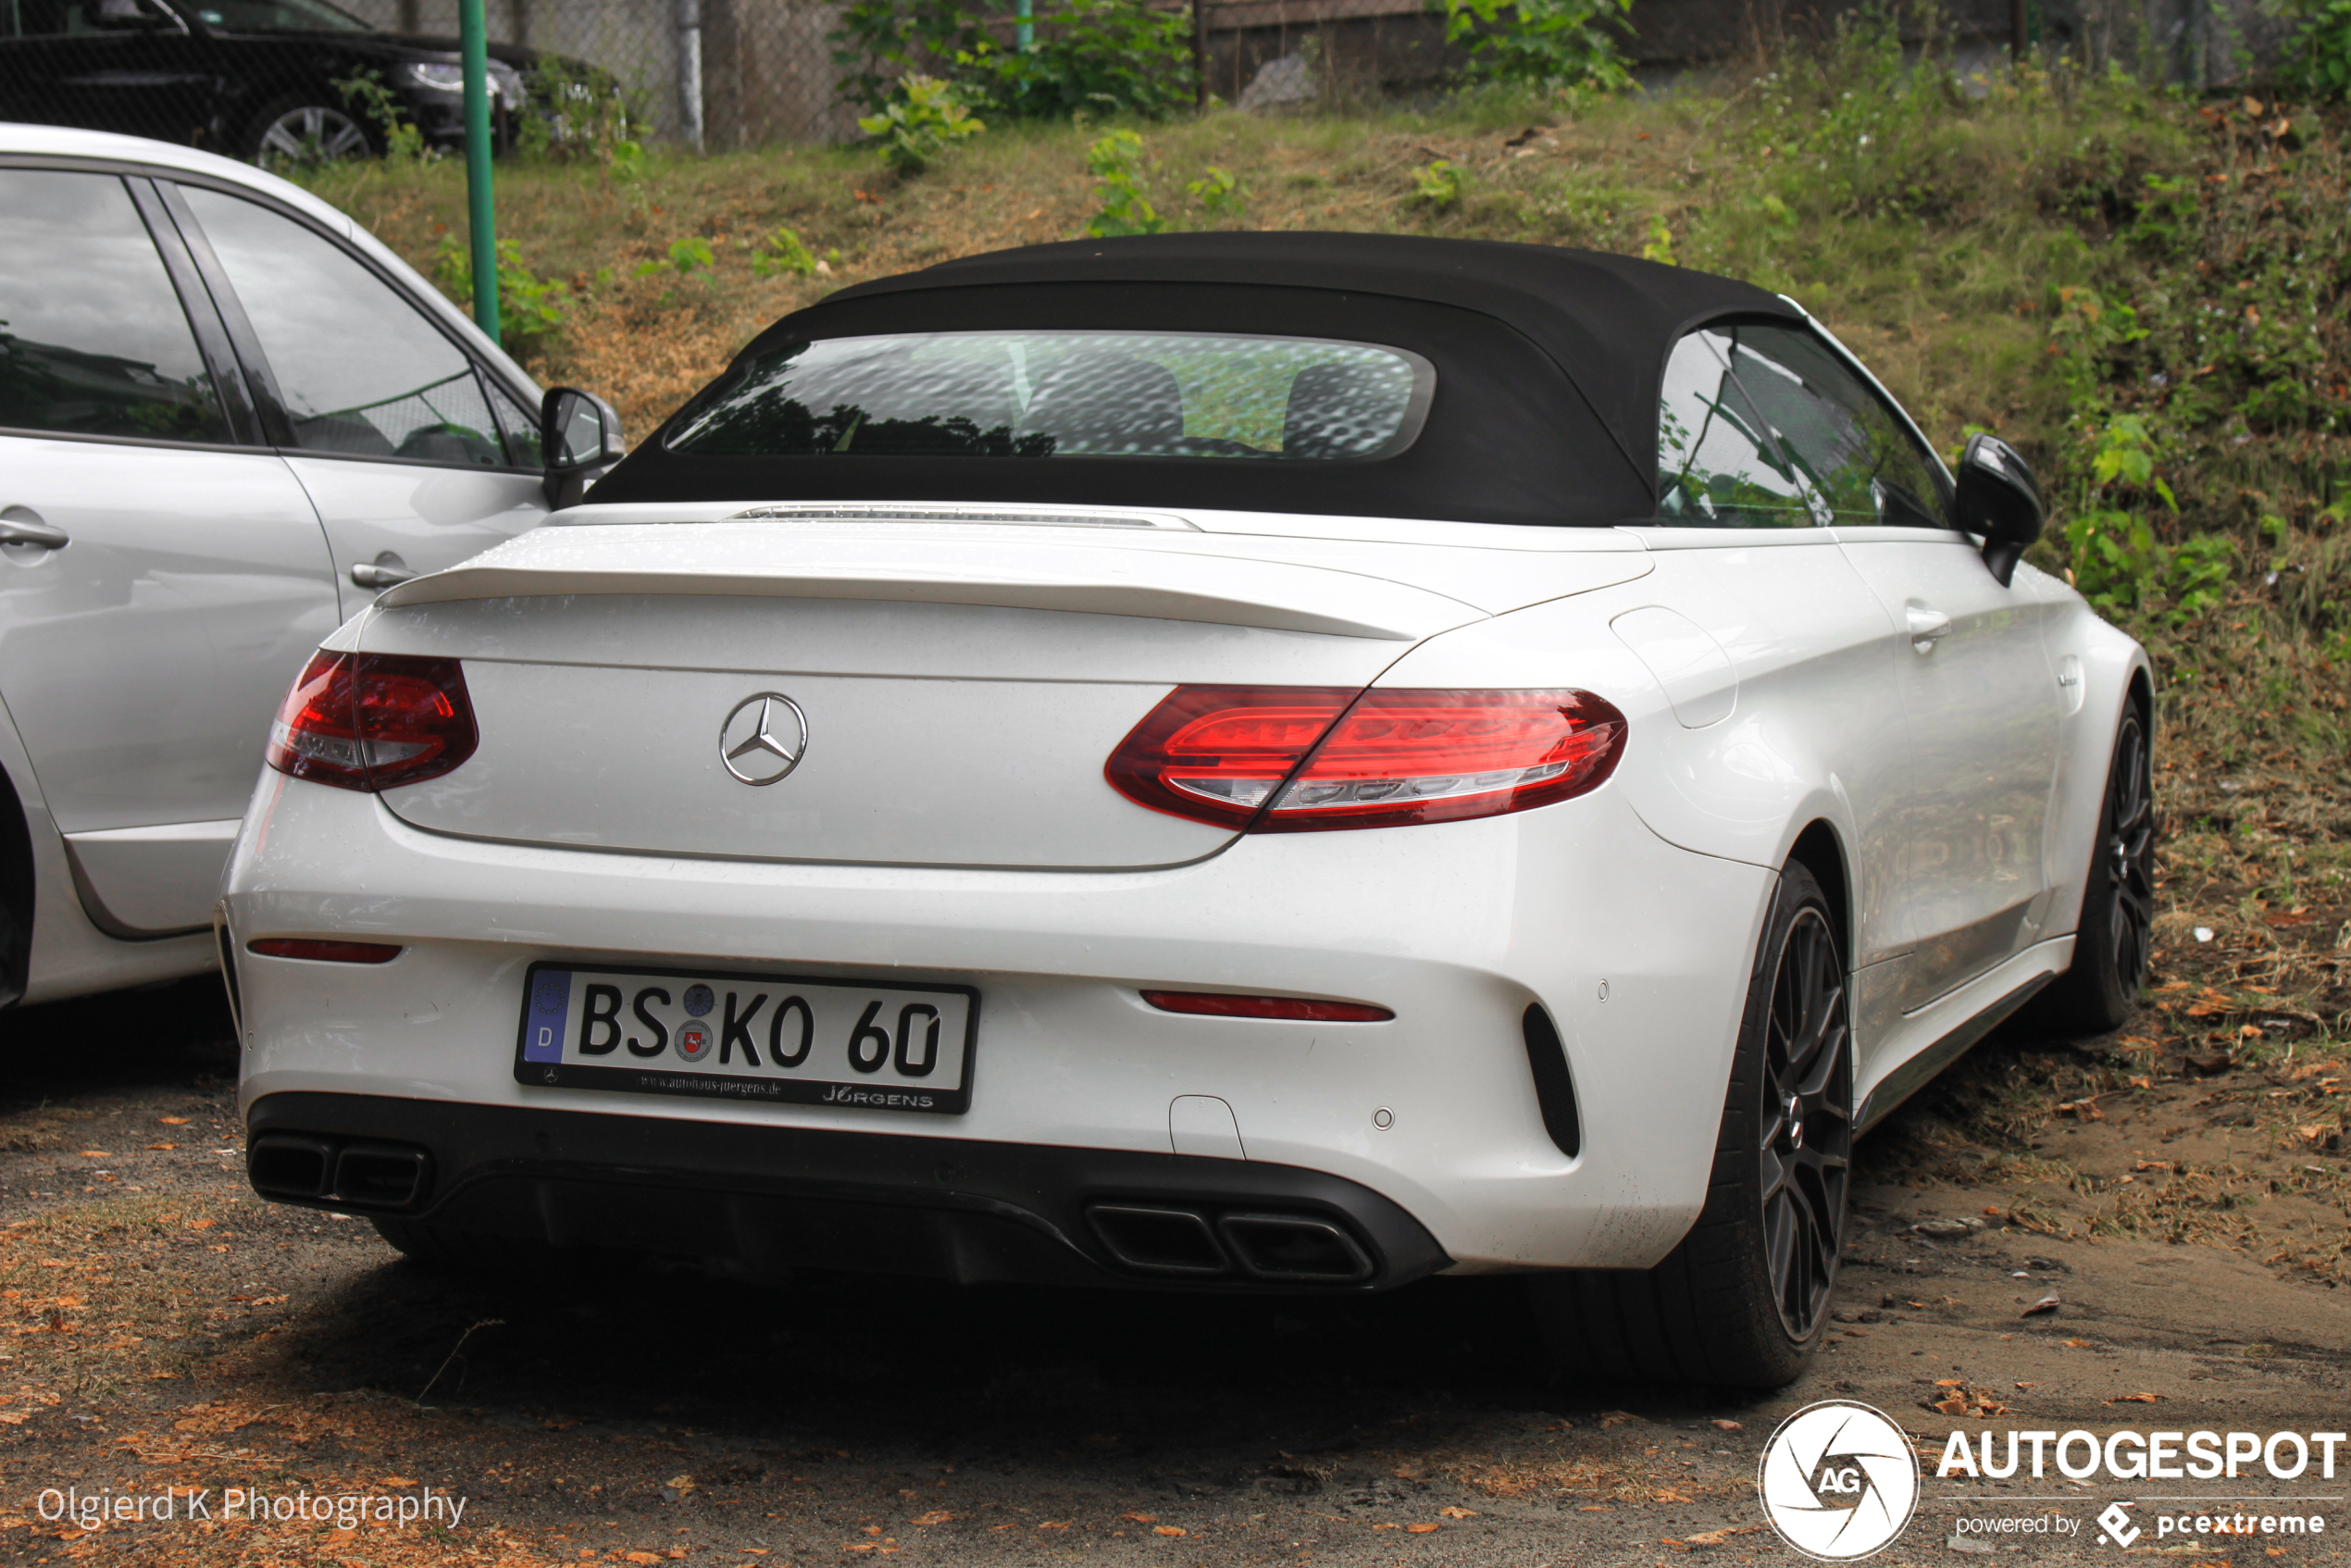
[2042,705,2155,1034]
[2096,712,2156,994]
[1757,903,1851,1343]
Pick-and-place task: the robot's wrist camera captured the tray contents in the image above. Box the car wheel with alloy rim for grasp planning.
[246,97,374,167]
[2039,703,2154,1034]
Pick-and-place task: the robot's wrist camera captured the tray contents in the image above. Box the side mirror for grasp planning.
[540,386,625,510]
[1951,432,2045,588]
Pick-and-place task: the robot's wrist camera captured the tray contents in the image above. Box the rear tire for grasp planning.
[2038,705,2154,1036]
[1531,862,1851,1388]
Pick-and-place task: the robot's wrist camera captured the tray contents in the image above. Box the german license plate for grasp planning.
[513,961,976,1114]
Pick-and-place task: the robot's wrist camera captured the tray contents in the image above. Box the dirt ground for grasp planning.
[0,939,2345,1568]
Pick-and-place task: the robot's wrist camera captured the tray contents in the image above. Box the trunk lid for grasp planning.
[357,512,1650,870]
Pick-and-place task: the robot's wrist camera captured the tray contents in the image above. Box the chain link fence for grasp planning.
[0,0,2298,159]
[332,0,854,144]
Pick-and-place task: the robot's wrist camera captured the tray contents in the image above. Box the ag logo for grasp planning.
[1755,1400,1920,1561]
[675,1019,715,1064]
[2096,1502,2140,1548]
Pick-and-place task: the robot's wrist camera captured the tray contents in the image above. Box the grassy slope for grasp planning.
[295,44,2351,1274]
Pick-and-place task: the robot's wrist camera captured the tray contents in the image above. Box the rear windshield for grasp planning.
[665,330,1435,462]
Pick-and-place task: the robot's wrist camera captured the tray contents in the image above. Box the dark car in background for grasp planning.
[0,0,595,161]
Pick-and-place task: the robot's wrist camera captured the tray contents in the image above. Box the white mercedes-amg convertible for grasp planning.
[220,233,2151,1388]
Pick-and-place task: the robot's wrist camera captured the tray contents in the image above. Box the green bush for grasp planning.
[2281,0,2351,101]
[750,225,821,279]
[857,73,986,173]
[831,0,1193,122]
[1411,159,1462,206]
[432,235,570,360]
[1436,0,1633,92]
[1083,129,1166,236]
[332,69,432,166]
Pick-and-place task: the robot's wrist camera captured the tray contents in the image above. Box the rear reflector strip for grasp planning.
[1142,990,1392,1022]
[247,938,404,964]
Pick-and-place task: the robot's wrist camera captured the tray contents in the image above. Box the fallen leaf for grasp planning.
[1406,1523,1440,1533]
[188,1219,215,1230]
[145,1143,177,1151]
[624,1554,661,1565]
[544,1415,582,1430]
[2063,1338,2092,1349]
[1578,1504,1614,1512]
[2108,1392,2162,1404]
[1598,1410,1638,1428]
[1686,1526,1760,1547]
[1153,1525,1186,1537]
[1121,1514,1157,1524]
[1934,1378,1966,1388]
[158,1116,190,1126]
[1438,1506,1477,1519]
[665,1475,696,1495]
[1653,1489,1691,1503]
[1709,1419,1742,1431]
[78,1151,107,1158]
[1039,1521,1071,1531]
[379,1476,417,1487]
[911,1511,953,1526]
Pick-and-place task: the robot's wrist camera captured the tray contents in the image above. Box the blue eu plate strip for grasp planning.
[523,969,572,1063]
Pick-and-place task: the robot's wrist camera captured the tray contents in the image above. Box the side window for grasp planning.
[178,185,512,467]
[486,378,543,467]
[0,168,230,443]
[1715,323,1950,529]
[1656,329,1816,528]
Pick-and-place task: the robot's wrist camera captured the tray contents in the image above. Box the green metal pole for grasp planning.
[459,0,499,346]
[1014,0,1032,50]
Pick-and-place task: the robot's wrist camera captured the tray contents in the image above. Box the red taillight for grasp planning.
[1102,686,1359,828]
[246,938,403,964]
[265,650,477,793]
[1142,990,1393,1022]
[1106,686,1626,832]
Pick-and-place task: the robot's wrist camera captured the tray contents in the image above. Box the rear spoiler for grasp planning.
[377,524,1489,642]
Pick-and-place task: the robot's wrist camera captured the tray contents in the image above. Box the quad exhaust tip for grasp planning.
[248,1132,431,1212]
[1086,1202,1375,1285]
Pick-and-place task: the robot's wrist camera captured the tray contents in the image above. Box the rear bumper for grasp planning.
[224,769,1776,1273]
[247,1090,1450,1292]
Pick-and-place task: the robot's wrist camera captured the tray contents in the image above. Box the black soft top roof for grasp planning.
[597,233,1803,528]
[836,232,1800,471]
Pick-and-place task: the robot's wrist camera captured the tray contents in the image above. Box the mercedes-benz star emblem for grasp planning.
[718,692,809,786]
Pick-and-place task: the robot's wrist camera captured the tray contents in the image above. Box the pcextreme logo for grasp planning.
[1755,1400,1922,1561]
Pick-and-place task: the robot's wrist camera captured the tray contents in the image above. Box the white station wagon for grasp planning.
[0,122,616,1007]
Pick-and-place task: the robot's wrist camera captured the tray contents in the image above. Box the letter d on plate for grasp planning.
[524,969,571,1063]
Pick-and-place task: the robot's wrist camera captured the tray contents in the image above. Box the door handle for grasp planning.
[1905,604,1953,653]
[0,507,69,551]
[350,553,416,590]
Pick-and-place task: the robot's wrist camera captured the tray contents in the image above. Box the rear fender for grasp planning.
[2032,568,2156,939]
